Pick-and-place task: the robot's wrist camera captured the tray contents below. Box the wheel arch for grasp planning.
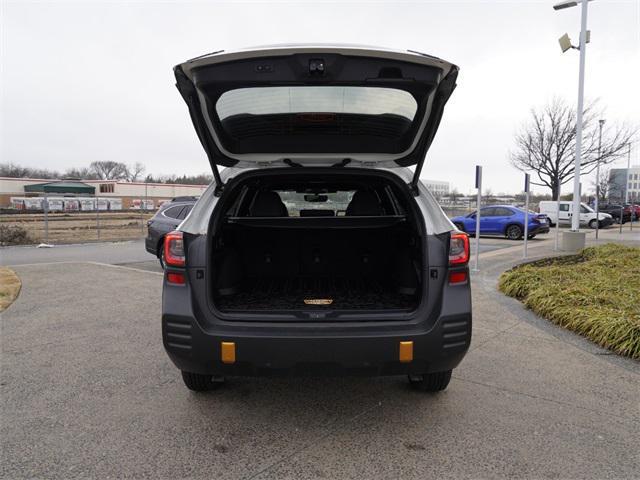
[503,222,523,237]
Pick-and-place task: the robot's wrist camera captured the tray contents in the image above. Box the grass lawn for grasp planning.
[499,244,640,359]
[0,267,22,312]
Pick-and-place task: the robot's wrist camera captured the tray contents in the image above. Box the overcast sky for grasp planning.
[1,0,639,195]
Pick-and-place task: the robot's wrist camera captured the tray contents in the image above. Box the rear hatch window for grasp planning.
[214,86,419,155]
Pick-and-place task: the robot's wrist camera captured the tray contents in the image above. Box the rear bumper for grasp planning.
[532,224,550,234]
[145,236,158,256]
[163,313,471,376]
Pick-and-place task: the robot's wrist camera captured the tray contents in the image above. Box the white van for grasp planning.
[539,201,612,229]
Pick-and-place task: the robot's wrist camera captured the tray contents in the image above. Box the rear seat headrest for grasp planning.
[250,191,289,217]
[346,191,383,216]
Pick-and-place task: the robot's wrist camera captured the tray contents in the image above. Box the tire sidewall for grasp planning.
[506,224,522,240]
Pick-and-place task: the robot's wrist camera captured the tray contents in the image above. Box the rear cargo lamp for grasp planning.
[449,232,470,266]
[164,231,185,267]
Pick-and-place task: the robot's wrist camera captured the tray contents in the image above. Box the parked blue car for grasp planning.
[451,205,550,240]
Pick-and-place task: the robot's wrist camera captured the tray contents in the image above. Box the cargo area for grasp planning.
[208,170,425,315]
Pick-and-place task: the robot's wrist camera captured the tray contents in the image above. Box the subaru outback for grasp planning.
[162,45,471,393]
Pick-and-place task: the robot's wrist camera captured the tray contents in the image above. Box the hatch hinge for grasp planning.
[212,164,224,196]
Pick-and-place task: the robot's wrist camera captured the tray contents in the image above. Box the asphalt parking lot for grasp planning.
[1,236,639,479]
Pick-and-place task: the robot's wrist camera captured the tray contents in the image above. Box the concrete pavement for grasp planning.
[1,236,639,479]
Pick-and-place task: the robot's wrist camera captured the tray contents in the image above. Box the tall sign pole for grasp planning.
[473,165,482,272]
[523,174,530,259]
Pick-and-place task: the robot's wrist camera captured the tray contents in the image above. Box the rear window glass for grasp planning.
[216,87,417,120]
[213,86,420,155]
[276,191,355,217]
[163,205,184,219]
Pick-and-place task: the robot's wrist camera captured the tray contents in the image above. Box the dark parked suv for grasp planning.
[162,45,471,393]
[598,204,631,224]
[145,197,197,267]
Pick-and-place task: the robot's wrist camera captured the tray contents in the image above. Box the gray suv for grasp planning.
[162,45,472,393]
[145,198,197,268]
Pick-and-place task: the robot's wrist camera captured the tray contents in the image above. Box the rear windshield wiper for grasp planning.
[283,159,303,167]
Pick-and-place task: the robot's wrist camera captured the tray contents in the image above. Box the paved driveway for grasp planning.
[1,247,639,478]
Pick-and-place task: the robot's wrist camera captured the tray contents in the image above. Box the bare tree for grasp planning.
[0,163,60,179]
[89,161,129,180]
[64,167,97,180]
[449,188,463,202]
[510,98,635,200]
[591,167,611,202]
[127,162,146,182]
[482,188,495,204]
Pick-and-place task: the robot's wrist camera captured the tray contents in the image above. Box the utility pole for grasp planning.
[570,0,589,233]
[553,0,593,249]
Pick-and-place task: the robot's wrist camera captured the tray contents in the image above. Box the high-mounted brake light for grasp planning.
[449,232,470,266]
[164,231,185,267]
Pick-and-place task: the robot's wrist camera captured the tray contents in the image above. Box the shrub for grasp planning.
[0,224,34,246]
[499,244,640,359]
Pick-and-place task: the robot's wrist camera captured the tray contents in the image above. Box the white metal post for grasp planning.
[554,197,560,250]
[627,143,632,231]
[595,119,604,239]
[570,0,589,232]
[473,166,482,272]
[96,195,100,240]
[43,194,49,244]
[523,174,530,259]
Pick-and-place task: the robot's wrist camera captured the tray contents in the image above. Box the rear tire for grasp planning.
[181,371,221,392]
[588,219,598,229]
[408,370,452,392]
[506,224,523,240]
[527,234,536,239]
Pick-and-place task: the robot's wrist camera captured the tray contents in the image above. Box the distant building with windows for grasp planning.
[423,179,450,198]
[609,166,640,202]
[0,177,208,209]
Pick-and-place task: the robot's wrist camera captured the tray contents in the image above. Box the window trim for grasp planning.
[162,205,186,220]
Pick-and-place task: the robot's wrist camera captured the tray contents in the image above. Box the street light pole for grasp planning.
[595,119,605,239]
[570,0,590,232]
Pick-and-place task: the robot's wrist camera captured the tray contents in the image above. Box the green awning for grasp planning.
[24,181,96,195]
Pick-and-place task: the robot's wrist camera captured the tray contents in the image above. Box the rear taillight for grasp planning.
[449,232,470,266]
[164,231,185,267]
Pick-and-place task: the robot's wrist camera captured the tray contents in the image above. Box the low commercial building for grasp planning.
[0,177,208,210]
